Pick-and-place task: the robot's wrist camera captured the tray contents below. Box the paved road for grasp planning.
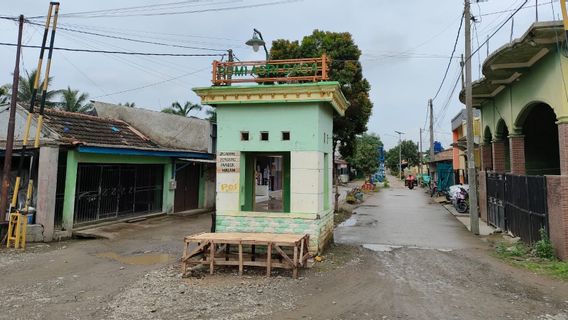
[335,176,480,249]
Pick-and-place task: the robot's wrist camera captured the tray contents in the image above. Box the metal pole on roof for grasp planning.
[0,15,24,224]
[465,0,480,235]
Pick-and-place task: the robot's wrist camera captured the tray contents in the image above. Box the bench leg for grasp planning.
[292,244,298,279]
[210,241,215,275]
[266,243,272,277]
[238,243,243,276]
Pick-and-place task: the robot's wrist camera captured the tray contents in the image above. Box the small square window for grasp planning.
[282,131,290,141]
[241,131,249,141]
[260,131,269,141]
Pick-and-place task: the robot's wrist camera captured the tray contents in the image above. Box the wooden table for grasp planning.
[182,232,310,279]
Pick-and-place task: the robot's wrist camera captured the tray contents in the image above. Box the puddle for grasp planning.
[363,244,402,252]
[96,252,173,265]
[339,217,358,227]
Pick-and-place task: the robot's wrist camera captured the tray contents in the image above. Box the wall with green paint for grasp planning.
[217,102,333,153]
[480,49,568,137]
[61,150,175,230]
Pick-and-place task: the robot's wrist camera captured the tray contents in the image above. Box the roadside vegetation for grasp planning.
[494,229,568,280]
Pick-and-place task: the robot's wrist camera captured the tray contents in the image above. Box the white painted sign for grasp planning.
[217,151,240,173]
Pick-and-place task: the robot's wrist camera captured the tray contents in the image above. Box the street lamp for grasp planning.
[246,28,269,60]
[395,130,405,181]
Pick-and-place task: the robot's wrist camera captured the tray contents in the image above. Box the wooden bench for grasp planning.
[181,232,310,279]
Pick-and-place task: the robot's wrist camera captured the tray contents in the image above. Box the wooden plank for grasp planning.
[238,243,243,276]
[274,245,294,266]
[266,242,272,277]
[299,238,305,267]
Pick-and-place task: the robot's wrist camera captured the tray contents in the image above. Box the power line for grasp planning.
[93,66,211,99]
[432,11,465,102]
[25,21,227,52]
[0,42,223,56]
[468,0,529,62]
[36,0,303,19]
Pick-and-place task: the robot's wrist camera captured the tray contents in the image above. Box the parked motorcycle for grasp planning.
[454,187,469,213]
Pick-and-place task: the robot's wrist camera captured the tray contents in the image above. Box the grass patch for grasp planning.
[494,241,568,280]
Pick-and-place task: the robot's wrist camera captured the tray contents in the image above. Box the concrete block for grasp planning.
[26,224,44,242]
[216,192,240,211]
[291,151,322,169]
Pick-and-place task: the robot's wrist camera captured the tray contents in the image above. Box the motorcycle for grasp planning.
[405,175,417,190]
[454,187,469,213]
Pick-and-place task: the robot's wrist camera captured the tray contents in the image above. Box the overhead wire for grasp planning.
[431,11,465,102]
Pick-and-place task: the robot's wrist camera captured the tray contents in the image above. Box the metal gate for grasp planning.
[487,172,506,230]
[486,172,548,244]
[74,164,164,226]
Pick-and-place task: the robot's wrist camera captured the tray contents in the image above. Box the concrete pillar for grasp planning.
[62,151,78,231]
[478,171,488,223]
[509,135,526,175]
[492,140,506,173]
[559,123,568,176]
[547,175,568,260]
[36,146,59,241]
[481,144,493,171]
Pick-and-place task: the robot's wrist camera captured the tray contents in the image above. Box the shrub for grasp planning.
[535,228,555,260]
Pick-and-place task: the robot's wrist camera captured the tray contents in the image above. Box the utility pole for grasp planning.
[535,0,539,22]
[0,15,24,223]
[395,131,404,180]
[419,128,423,176]
[465,0,480,235]
[428,99,434,182]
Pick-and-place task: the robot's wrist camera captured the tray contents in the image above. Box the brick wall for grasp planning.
[492,140,506,173]
[546,175,568,260]
[478,171,488,223]
[559,124,568,175]
[481,145,493,171]
[509,136,526,175]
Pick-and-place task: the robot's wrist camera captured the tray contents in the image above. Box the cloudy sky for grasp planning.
[0,0,559,149]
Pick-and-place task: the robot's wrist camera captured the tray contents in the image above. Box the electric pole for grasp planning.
[465,0,480,235]
[0,15,24,223]
[419,128,423,176]
[395,131,404,180]
[428,99,434,181]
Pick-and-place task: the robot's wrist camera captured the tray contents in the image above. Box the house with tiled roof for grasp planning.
[0,104,215,241]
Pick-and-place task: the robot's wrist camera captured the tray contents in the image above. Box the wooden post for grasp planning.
[209,241,215,275]
[238,243,243,276]
[292,244,298,279]
[266,242,272,276]
[321,54,328,81]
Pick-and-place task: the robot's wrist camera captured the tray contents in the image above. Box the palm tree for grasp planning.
[12,69,60,107]
[57,87,92,113]
[206,106,216,123]
[161,101,202,117]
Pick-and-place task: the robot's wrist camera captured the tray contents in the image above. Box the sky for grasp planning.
[0,0,559,150]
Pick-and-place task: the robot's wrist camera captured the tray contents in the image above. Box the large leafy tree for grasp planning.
[385,140,419,176]
[161,101,202,116]
[57,87,92,113]
[12,69,60,107]
[349,133,383,179]
[270,30,373,158]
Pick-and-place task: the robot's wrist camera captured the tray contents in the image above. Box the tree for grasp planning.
[57,87,92,113]
[0,85,9,106]
[119,102,135,108]
[10,69,60,107]
[385,140,419,176]
[349,133,383,180]
[161,101,202,116]
[205,106,216,123]
[270,30,373,159]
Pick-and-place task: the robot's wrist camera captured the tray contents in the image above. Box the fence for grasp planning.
[486,172,548,244]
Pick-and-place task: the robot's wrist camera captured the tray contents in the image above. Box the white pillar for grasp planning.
[36,146,59,241]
